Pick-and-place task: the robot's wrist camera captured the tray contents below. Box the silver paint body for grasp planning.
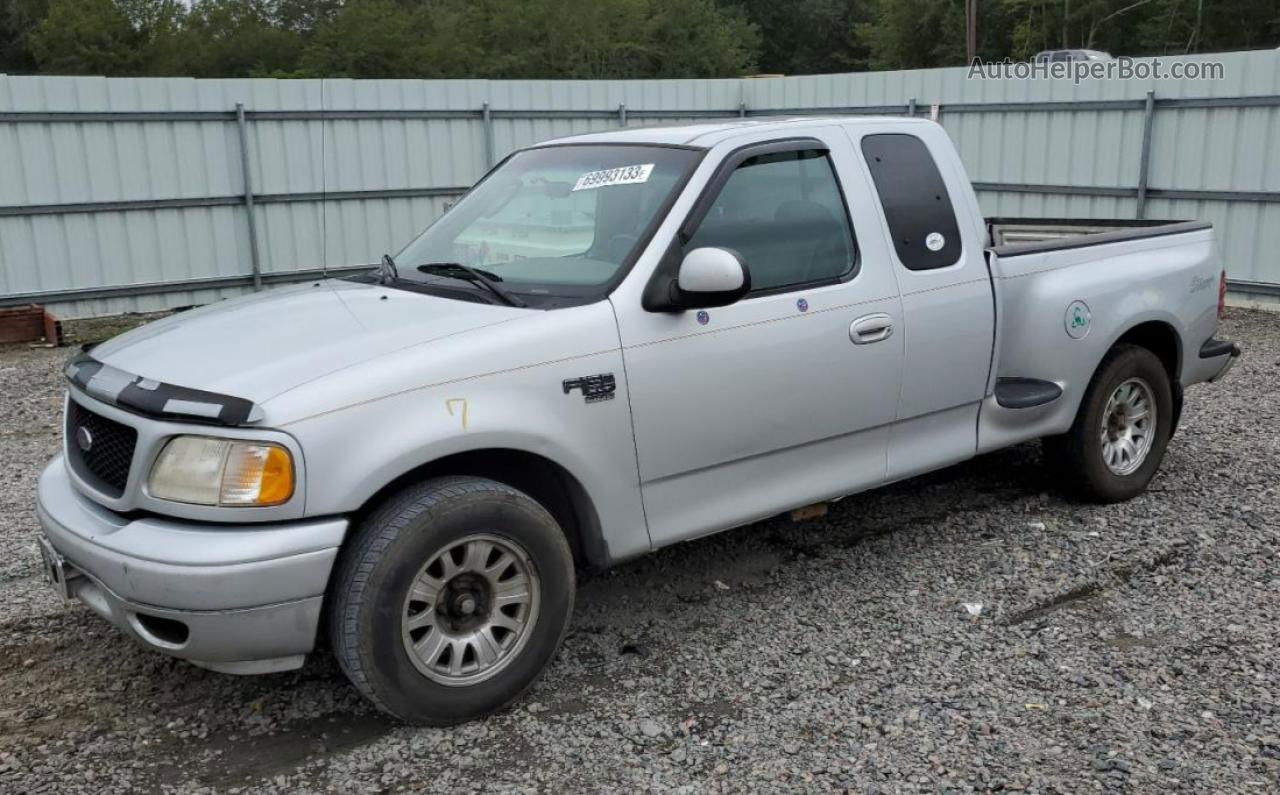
[35,118,1230,673]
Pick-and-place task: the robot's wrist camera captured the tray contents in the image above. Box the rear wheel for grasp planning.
[1044,344,1174,503]
[330,476,575,725]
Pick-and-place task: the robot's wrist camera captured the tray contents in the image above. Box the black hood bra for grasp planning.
[65,348,262,426]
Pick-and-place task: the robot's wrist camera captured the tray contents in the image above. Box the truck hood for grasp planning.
[90,280,525,405]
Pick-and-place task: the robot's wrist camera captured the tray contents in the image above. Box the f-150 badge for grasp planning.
[563,373,617,403]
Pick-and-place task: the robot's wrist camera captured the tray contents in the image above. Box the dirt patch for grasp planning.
[1005,583,1104,626]
[187,711,395,789]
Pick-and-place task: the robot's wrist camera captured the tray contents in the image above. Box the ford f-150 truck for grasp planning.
[35,117,1240,725]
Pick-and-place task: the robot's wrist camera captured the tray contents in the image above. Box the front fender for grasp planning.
[280,347,650,563]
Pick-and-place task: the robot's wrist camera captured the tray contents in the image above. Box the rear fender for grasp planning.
[978,232,1213,453]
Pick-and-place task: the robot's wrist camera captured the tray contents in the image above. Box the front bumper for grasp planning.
[36,456,347,674]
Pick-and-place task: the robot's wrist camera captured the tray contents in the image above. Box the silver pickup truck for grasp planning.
[36,117,1239,724]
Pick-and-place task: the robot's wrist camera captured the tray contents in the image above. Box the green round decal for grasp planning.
[1065,300,1091,339]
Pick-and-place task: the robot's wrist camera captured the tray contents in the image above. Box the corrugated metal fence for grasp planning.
[2,48,1278,318]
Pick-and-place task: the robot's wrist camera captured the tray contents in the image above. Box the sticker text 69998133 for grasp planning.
[572,163,654,192]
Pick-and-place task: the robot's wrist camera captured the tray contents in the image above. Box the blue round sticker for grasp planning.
[796,298,809,313]
[696,310,710,326]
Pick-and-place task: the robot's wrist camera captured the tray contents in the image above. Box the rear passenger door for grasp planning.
[854,128,995,479]
[613,129,904,546]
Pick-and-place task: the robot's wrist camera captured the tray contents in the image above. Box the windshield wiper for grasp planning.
[418,262,505,282]
[416,262,526,308]
[378,253,399,285]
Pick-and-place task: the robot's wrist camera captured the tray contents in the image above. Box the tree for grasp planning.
[472,0,758,78]
[297,0,460,78]
[29,0,154,74]
[175,0,307,77]
[7,0,1280,79]
[855,0,967,69]
[639,0,760,77]
[273,0,340,32]
[0,0,48,73]
[27,0,187,75]
[297,0,758,79]
[726,0,869,74]
[1137,0,1279,54]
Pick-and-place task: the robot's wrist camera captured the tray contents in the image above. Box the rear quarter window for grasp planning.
[861,133,962,271]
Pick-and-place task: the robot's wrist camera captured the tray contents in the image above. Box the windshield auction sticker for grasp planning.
[573,163,654,192]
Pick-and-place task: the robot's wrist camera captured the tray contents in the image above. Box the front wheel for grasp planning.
[329,477,575,725]
[1044,344,1174,503]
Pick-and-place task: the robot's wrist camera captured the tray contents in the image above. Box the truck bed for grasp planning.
[986,217,1210,252]
[977,215,1221,455]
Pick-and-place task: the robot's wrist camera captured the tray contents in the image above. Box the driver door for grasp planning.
[612,129,904,546]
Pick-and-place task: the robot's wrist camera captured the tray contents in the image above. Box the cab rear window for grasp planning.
[861,134,962,271]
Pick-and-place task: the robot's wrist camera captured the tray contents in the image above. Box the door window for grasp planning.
[685,149,857,293]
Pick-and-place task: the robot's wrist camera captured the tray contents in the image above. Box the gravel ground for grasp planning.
[1,307,1276,793]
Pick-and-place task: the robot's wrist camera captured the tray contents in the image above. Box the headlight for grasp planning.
[148,436,295,507]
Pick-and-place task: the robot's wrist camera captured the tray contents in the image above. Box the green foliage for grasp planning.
[29,0,151,74]
[855,0,967,70]
[176,0,308,77]
[295,0,758,79]
[732,0,871,74]
[1134,0,1280,55]
[1,0,47,72]
[0,0,1276,78]
[297,0,477,78]
[738,0,1278,70]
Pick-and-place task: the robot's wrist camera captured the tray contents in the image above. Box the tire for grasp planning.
[329,476,575,725]
[1044,344,1174,503]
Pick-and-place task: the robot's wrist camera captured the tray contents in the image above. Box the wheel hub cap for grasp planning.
[454,593,478,616]
[1099,377,1157,476]
[401,533,540,686]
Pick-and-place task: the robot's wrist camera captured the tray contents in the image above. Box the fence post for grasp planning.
[907,97,917,117]
[234,102,263,291]
[1135,90,1156,220]
[618,103,627,127]
[739,102,747,118]
[482,102,495,168]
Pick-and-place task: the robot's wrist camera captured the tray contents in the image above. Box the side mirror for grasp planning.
[671,247,751,309]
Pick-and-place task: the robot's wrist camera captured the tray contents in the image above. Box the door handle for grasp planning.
[850,313,894,345]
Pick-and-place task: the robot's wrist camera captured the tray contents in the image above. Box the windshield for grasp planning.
[388,144,701,306]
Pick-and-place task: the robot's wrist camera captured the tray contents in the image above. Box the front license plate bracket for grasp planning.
[36,538,73,600]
